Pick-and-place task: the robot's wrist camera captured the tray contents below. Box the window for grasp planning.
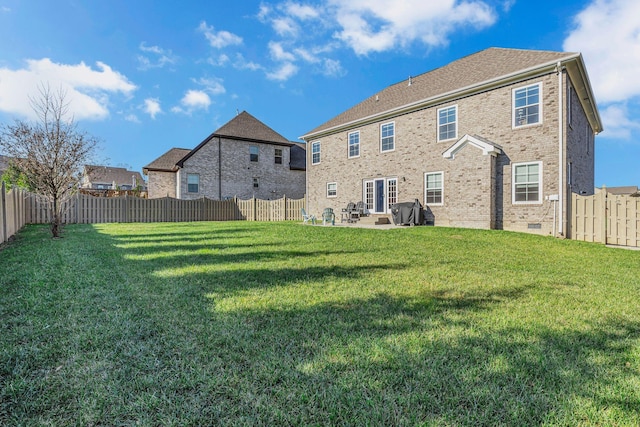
[425,172,443,205]
[275,148,283,164]
[250,146,259,162]
[348,131,360,158]
[380,122,395,152]
[387,178,397,211]
[253,177,259,188]
[513,83,541,127]
[187,174,199,193]
[513,162,542,203]
[311,141,321,165]
[327,182,337,198]
[438,105,457,141]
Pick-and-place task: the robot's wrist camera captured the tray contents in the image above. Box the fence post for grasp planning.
[598,186,607,245]
[1,181,6,243]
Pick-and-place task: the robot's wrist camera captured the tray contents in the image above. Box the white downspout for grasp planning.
[557,62,564,236]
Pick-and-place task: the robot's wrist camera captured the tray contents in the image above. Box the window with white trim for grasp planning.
[250,146,259,162]
[513,83,541,127]
[327,182,337,198]
[380,122,395,152]
[311,141,320,165]
[425,172,443,205]
[438,105,457,141]
[187,174,199,193]
[348,131,360,158]
[513,162,542,203]
[387,178,397,211]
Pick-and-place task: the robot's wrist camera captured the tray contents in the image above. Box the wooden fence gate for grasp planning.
[571,190,640,247]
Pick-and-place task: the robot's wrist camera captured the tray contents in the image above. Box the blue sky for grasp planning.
[1,0,638,187]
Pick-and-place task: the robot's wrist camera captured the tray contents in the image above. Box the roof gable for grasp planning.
[143,148,191,173]
[302,48,593,138]
[443,134,502,159]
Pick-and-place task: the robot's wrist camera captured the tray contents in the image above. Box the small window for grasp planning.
[513,162,542,204]
[438,105,457,141]
[513,83,541,128]
[253,177,259,188]
[348,131,360,158]
[381,122,395,152]
[327,182,337,198]
[311,141,321,165]
[425,172,443,205]
[250,146,259,162]
[187,174,199,193]
[274,148,283,164]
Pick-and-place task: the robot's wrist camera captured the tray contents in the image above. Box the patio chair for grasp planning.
[341,202,357,223]
[355,201,368,218]
[301,208,316,225]
[322,207,335,225]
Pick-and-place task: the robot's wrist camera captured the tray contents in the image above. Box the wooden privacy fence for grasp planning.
[1,182,28,243]
[571,190,640,247]
[22,193,306,225]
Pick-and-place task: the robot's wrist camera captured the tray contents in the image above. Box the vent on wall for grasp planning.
[528,223,542,229]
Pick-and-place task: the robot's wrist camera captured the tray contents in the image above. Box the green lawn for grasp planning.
[1,222,639,426]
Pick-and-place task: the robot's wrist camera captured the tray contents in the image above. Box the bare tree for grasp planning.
[0,85,99,237]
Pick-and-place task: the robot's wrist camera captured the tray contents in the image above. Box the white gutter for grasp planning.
[557,62,564,236]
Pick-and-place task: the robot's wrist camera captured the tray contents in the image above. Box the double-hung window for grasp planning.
[513,162,542,203]
[250,146,259,162]
[425,172,443,205]
[348,131,360,158]
[380,122,395,152]
[187,174,199,193]
[274,148,283,164]
[513,83,541,127]
[438,105,457,141]
[311,141,321,165]
[327,182,337,198]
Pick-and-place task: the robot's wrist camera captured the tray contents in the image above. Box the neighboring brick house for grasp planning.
[144,111,306,200]
[301,48,603,236]
[81,165,146,190]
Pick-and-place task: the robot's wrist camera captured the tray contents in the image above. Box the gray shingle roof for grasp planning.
[84,165,145,186]
[302,47,579,138]
[143,148,191,173]
[214,111,291,144]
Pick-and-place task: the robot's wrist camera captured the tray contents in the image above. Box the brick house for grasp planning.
[81,165,146,190]
[144,111,306,200]
[301,48,603,236]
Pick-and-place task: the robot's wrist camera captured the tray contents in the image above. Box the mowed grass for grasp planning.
[1,222,639,426]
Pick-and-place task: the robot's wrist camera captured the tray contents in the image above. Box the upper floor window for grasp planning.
[187,174,199,193]
[253,177,259,188]
[327,182,337,197]
[381,122,395,152]
[311,141,321,165]
[425,172,443,205]
[250,146,259,162]
[513,83,541,128]
[438,105,457,141]
[348,131,360,158]
[513,161,542,204]
[274,148,283,164]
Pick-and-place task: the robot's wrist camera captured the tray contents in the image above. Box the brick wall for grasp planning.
[147,171,177,199]
[307,72,577,235]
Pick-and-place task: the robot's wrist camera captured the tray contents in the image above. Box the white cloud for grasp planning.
[198,21,243,49]
[233,54,263,71]
[137,42,177,70]
[321,58,345,77]
[124,114,141,123]
[563,0,640,139]
[272,17,298,36]
[0,58,136,121]
[269,41,296,62]
[330,0,496,55]
[193,77,226,95]
[144,98,162,119]
[285,3,320,20]
[267,62,299,81]
[1,6,10,13]
[171,90,211,114]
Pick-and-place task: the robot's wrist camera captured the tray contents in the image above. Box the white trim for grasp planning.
[512,82,543,129]
[443,134,502,159]
[348,130,360,159]
[424,171,444,206]
[380,121,395,153]
[187,173,200,193]
[311,140,321,165]
[437,105,458,142]
[326,182,337,198]
[512,161,543,205]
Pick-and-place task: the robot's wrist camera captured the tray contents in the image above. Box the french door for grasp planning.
[363,177,397,214]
